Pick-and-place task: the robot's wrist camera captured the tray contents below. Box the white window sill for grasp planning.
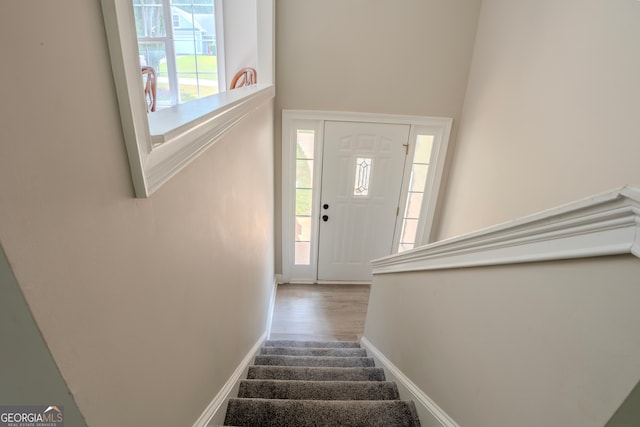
[148,84,273,145]
[142,84,275,195]
[100,0,274,197]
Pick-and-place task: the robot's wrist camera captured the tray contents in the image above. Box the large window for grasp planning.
[134,0,223,108]
[100,0,274,197]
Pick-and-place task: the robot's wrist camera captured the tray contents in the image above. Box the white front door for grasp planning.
[317,121,410,281]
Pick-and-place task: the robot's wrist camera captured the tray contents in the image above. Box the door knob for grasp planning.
[323,204,329,209]
[322,215,329,222]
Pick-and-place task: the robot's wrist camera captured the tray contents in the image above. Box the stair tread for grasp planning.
[221,340,420,426]
[260,346,368,357]
[248,365,386,381]
[264,340,361,348]
[238,379,400,400]
[254,354,375,367]
[225,398,421,427]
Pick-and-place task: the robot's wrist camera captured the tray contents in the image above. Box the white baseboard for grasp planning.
[316,280,372,285]
[192,333,266,427]
[266,276,278,339]
[361,337,460,427]
[193,275,279,427]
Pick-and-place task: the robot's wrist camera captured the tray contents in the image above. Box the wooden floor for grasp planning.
[269,283,371,342]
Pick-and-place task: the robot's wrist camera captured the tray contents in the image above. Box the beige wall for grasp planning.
[364,256,640,427]
[438,0,640,239]
[274,0,482,272]
[362,3,640,425]
[0,2,274,427]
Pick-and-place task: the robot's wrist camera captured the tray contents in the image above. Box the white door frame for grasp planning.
[281,110,452,284]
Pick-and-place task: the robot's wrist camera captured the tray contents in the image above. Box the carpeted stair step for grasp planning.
[254,354,375,367]
[237,379,400,400]
[264,339,361,348]
[224,398,421,427]
[248,365,386,381]
[260,346,368,357]
[221,340,421,426]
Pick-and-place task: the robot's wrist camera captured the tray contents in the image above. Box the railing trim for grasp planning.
[372,186,640,274]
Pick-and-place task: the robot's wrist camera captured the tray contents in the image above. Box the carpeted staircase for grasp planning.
[221,340,421,426]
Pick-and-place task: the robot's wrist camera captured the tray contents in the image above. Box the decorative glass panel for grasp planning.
[296,160,314,188]
[406,192,423,219]
[295,242,311,265]
[294,129,315,265]
[295,216,312,242]
[414,135,434,164]
[295,189,312,215]
[296,130,315,159]
[409,164,429,193]
[400,219,419,245]
[397,134,435,253]
[354,157,373,196]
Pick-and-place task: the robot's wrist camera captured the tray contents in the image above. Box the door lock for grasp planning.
[322,215,329,222]
[323,203,329,210]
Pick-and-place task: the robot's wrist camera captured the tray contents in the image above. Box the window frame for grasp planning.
[100,0,274,197]
[135,0,181,107]
[283,120,325,282]
[143,0,223,107]
[392,126,447,253]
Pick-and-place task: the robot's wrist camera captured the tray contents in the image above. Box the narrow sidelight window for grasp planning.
[294,130,315,265]
[398,134,434,252]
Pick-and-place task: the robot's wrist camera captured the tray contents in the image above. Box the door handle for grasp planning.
[322,215,329,222]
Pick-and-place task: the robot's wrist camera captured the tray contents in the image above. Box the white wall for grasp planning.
[274,0,482,273]
[223,0,258,88]
[0,2,274,427]
[438,0,640,239]
[364,256,640,427]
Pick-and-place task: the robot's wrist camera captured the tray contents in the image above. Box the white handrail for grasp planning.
[372,186,640,274]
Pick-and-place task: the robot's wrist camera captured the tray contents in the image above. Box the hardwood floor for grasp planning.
[269,284,371,342]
